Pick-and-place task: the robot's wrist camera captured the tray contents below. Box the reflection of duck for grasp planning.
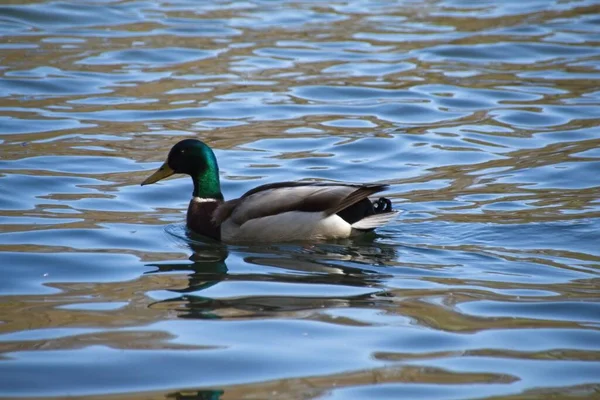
[147,236,398,320]
[141,139,398,243]
[165,388,223,400]
[148,239,229,295]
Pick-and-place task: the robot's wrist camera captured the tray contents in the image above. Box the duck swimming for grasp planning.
[141,139,398,243]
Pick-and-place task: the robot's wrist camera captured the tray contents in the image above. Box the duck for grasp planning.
[141,139,398,243]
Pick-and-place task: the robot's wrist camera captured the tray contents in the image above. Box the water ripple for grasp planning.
[0,0,599,399]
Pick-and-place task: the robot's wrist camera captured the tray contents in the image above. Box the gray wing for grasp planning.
[213,182,387,226]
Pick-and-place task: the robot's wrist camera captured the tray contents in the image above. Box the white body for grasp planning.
[220,210,398,243]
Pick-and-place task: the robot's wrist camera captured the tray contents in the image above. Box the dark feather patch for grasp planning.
[324,184,387,215]
[336,198,375,225]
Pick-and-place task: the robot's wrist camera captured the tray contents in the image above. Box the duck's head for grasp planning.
[141,139,222,199]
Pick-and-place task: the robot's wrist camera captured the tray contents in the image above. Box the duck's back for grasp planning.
[212,182,397,243]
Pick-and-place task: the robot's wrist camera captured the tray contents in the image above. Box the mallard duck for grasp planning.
[142,139,398,243]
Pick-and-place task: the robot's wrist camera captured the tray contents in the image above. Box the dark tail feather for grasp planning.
[372,197,393,213]
[326,184,388,216]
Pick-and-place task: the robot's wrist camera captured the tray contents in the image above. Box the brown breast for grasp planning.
[186,199,221,241]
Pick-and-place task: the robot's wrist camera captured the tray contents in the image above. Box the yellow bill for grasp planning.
[141,162,175,186]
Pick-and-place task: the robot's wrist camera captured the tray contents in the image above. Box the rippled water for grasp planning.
[1,0,600,398]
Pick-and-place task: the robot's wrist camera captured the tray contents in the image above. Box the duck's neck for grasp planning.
[191,165,224,201]
[188,164,224,241]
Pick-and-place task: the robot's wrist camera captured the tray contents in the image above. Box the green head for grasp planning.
[141,139,223,200]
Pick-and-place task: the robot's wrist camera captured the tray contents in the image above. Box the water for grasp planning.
[1,0,599,398]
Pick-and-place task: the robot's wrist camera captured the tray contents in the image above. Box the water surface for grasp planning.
[1,0,599,399]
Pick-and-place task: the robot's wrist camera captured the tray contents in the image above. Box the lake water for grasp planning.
[1,0,599,399]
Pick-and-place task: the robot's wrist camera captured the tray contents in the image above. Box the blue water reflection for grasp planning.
[1,0,599,398]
